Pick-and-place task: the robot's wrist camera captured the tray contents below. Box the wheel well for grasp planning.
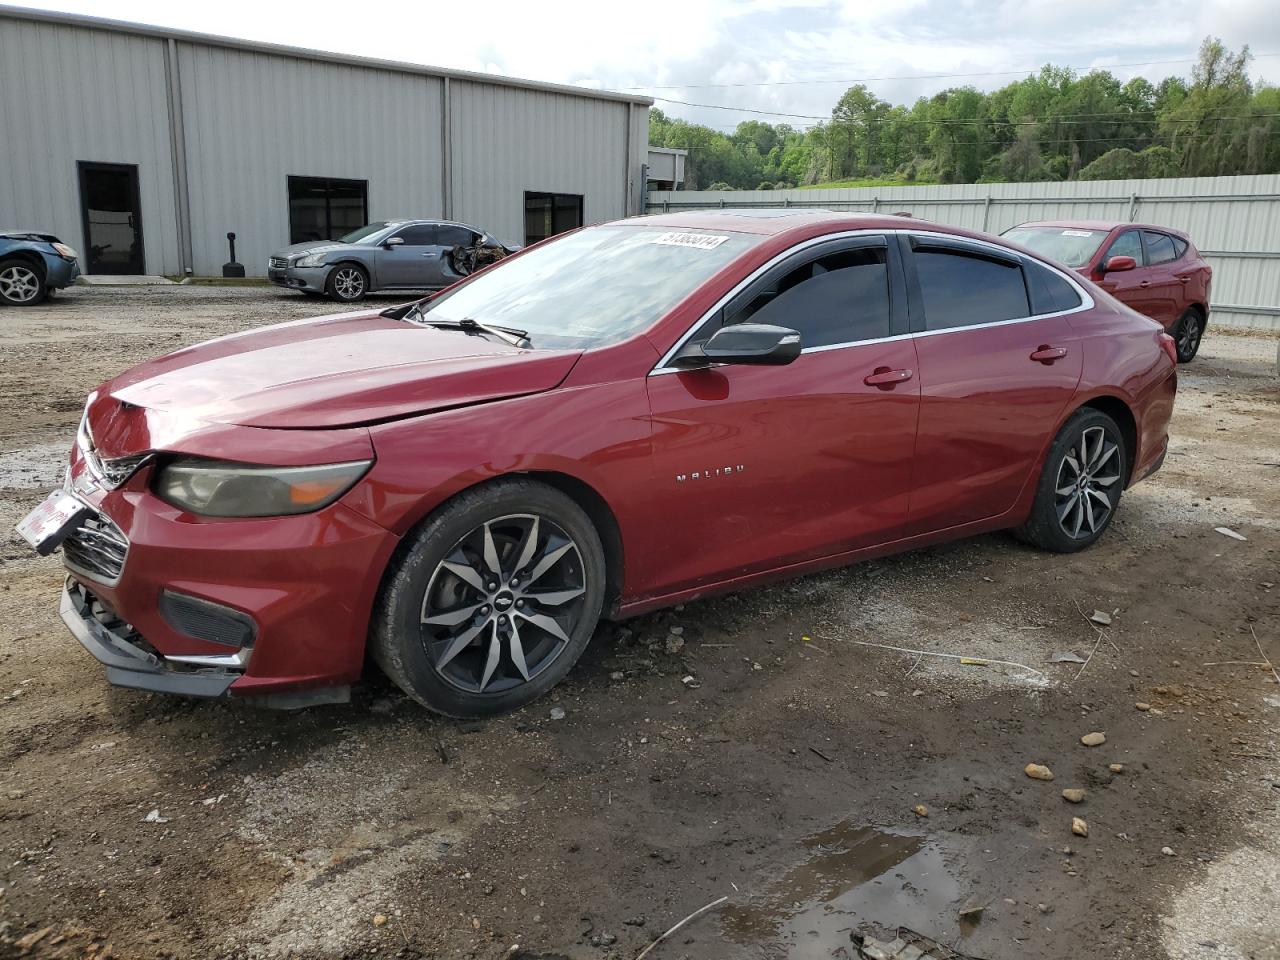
[1189,302,1207,325]
[1080,396,1137,484]
[0,251,46,280]
[522,471,624,610]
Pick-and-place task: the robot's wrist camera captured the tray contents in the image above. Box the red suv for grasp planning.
[1003,221,1211,362]
[18,212,1178,717]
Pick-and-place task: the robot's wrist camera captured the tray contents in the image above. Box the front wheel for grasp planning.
[325,263,368,302]
[371,479,606,717]
[0,260,47,306]
[1174,309,1203,363]
[1016,408,1127,553]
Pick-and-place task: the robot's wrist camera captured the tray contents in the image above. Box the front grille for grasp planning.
[268,257,288,270]
[63,511,129,584]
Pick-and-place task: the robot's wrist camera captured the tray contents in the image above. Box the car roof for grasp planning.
[1013,219,1191,239]
[615,208,988,240]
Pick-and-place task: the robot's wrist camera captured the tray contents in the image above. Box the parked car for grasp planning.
[268,219,515,302]
[0,230,80,306]
[19,211,1177,717]
[1002,220,1212,362]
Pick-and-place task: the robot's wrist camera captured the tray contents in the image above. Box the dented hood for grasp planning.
[104,312,582,429]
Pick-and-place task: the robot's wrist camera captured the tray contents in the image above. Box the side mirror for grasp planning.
[1103,255,1136,273]
[384,236,405,248]
[674,323,802,368]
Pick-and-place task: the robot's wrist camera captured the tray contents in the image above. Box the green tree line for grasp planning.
[648,38,1280,190]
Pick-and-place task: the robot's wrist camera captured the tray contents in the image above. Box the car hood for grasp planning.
[102,312,583,429]
[271,240,380,259]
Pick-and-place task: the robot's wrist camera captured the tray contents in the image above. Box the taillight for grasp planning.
[1158,332,1178,366]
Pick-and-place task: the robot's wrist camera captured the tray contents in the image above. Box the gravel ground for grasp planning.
[0,285,1277,960]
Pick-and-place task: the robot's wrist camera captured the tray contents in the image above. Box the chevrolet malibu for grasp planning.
[18,211,1178,717]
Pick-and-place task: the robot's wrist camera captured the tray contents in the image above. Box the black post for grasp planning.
[222,231,245,278]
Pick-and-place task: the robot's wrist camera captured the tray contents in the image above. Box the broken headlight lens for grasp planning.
[155,458,372,518]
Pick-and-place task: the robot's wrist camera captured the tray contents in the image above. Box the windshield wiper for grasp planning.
[391,302,531,348]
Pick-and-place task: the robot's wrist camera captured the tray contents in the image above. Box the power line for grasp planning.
[627,52,1280,91]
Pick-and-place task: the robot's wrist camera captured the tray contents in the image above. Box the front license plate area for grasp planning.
[16,491,91,556]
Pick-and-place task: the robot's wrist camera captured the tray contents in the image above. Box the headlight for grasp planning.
[294,253,329,268]
[52,242,79,261]
[155,458,372,517]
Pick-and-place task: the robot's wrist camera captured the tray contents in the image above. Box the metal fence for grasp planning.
[646,174,1280,332]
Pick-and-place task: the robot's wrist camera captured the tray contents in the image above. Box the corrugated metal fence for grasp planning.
[646,174,1280,332]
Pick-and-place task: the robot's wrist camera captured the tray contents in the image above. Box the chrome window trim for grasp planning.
[649,228,1094,376]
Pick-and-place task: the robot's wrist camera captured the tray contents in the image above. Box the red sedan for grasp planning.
[18,211,1178,716]
[1003,220,1212,362]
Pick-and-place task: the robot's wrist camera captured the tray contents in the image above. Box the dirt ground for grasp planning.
[0,285,1277,960]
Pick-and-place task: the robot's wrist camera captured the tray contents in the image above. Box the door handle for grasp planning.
[1030,345,1068,364]
[1139,280,1152,288]
[1175,275,1191,283]
[864,367,913,387]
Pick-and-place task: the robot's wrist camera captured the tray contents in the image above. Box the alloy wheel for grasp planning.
[0,265,41,303]
[333,267,365,300]
[1054,425,1121,538]
[420,514,588,694]
[1177,314,1201,360]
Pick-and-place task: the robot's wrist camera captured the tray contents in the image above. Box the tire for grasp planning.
[371,479,606,717]
[0,259,47,306]
[1173,308,1204,363]
[1015,408,1128,553]
[325,263,369,302]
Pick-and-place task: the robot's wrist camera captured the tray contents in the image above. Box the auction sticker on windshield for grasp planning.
[1062,229,1095,237]
[650,232,730,250]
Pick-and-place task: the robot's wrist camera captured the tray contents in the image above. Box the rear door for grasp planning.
[903,234,1085,535]
[642,234,920,597]
[376,223,439,288]
[1140,230,1184,329]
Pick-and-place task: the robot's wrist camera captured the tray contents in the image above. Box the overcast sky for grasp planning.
[16,0,1280,130]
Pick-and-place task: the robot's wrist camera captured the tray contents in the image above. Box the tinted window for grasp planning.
[438,225,478,247]
[1171,236,1189,259]
[393,224,437,246]
[914,248,1029,331]
[1105,230,1143,264]
[1144,231,1177,264]
[1024,260,1083,315]
[727,246,890,347]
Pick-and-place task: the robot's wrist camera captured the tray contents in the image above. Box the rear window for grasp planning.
[914,248,1029,331]
[1144,231,1177,264]
[1002,226,1108,267]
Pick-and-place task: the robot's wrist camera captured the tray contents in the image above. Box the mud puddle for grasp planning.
[722,822,972,958]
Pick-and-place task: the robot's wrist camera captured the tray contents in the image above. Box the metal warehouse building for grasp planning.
[0,6,651,278]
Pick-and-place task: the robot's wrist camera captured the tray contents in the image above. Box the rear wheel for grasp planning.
[1174,308,1203,363]
[1016,408,1127,553]
[371,479,606,717]
[325,263,368,302]
[0,260,47,306]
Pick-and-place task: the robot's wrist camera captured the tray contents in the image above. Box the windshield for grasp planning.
[338,222,396,244]
[1002,226,1109,267]
[419,225,763,349]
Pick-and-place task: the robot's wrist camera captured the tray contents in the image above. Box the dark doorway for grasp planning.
[524,192,583,245]
[78,162,144,274]
[287,176,369,244]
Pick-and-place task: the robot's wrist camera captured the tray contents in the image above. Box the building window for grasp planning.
[525,192,583,245]
[288,176,368,244]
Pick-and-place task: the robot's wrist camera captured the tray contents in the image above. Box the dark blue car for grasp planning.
[0,231,81,306]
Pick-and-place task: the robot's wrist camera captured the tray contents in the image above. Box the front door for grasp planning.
[78,162,144,275]
[903,235,1084,535]
[640,235,920,599]
[376,223,442,288]
[1096,228,1158,320]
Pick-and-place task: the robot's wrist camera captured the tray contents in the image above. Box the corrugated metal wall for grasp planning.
[451,82,634,246]
[0,18,181,275]
[647,175,1280,331]
[0,10,648,280]
[176,43,446,276]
